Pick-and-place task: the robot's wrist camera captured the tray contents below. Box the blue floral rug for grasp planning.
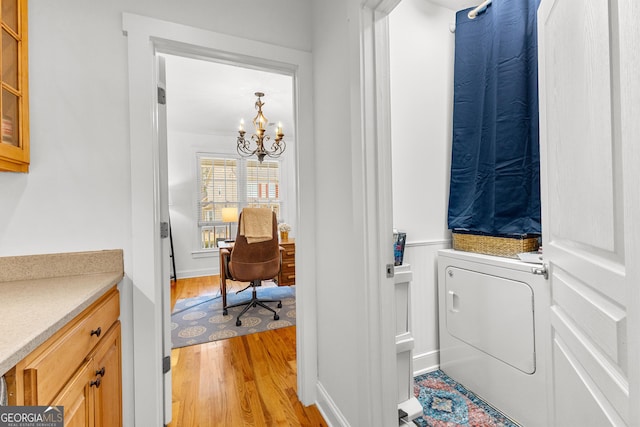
[171,285,295,348]
[413,370,519,427]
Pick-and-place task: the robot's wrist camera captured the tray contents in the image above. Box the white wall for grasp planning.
[389,0,456,374]
[167,130,297,278]
[311,0,370,424]
[0,4,310,257]
[311,1,357,422]
[0,1,311,426]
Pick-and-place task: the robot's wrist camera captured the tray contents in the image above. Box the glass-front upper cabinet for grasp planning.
[0,0,28,172]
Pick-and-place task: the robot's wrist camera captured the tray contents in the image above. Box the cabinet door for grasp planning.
[0,0,29,172]
[50,361,95,427]
[92,322,122,427]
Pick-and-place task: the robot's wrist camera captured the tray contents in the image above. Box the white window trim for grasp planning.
[191,249,219,258]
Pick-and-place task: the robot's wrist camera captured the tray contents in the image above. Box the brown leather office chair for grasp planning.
[222,209,283,326]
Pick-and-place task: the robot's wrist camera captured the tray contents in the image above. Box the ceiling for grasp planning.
[162,54,295,137]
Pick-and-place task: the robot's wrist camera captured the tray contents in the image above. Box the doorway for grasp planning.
[162,52,300,419]
[162,54,297,279]
[123,13,317,424]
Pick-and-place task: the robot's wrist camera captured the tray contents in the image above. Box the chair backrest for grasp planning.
[228,209,280,282]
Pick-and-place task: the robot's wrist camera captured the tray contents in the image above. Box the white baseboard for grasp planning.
[175,267,217,279]
[413,350,440,376]
[315,381,350,427]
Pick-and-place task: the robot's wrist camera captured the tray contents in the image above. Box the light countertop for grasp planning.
[0,250,123,376]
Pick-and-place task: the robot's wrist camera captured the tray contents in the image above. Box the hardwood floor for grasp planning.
[169,276,327,426]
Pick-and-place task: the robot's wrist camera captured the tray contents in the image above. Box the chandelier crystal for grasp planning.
[236,92,286,163]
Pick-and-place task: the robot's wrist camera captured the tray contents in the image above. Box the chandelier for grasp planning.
[237,92,286,163]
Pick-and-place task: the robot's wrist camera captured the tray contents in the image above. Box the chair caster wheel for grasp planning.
[277,302,282,308]
[274,314,280,321]
[236,319,242,326]
[223,309,228,316]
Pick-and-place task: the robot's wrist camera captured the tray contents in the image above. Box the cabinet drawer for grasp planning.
[23,288,119,404]
[279,266,295,285]
[282,263,296,275]
[278,241,295,285]
[281,261,295,270]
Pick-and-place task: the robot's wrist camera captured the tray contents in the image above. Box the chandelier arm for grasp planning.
[267,140,286,157]
[235,92,286,163]
[237,135,257,157]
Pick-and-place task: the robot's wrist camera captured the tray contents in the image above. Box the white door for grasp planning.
[538,0,640,426]
[156,55,172,425]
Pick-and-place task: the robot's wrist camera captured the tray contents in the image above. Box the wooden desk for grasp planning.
[219,239,296,309]
[278,238,296,286]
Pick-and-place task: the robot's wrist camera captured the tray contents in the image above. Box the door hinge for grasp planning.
[157,86,166,105]
[163,355,171,374]
[386,263,395,278]
[531,264,549,280]
[160,222,169,239]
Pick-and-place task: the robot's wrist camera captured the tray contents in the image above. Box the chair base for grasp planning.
[223,280,283,326]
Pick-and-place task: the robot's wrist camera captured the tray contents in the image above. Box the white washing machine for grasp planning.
[437,249,549,427]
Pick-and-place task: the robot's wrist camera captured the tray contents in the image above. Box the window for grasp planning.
[197,154,280,249]
[246,159,280,213]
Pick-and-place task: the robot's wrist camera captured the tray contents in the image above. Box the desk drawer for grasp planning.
[279,265,295,286]
[279,241,295,286]
[23,288,120,404]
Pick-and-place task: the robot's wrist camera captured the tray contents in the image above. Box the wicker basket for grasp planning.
[452,231,539,259]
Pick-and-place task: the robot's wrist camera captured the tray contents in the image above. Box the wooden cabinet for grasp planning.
[0,0,29,172]
[278,238,295,286]
[50,361,94,427]
[8,287,122,427]
[50,323,122,427]
[92,323,122,427]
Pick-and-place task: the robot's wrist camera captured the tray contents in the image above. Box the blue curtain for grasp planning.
[447,0,541,236]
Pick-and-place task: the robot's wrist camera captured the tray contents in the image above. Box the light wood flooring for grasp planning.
[168,276,327,426]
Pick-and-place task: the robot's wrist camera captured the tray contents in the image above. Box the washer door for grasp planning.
[445,266,536,374]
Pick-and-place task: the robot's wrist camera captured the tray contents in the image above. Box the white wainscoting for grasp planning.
[402,239,451,375]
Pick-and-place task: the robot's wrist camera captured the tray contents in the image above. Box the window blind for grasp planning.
[197,156,238,227]
[196,155,281,248]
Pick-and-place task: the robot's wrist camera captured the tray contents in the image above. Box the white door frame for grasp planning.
[355,1,403,425]
[123,13,316,425]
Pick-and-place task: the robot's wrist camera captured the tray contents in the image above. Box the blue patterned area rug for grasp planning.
[171,285,295,348]
[413,370,519,427]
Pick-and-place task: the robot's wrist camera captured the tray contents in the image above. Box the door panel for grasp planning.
[542,0,617,252]
[552,270,626,364]
[551,309,628,420]
[538,0,635,425]
[553,338,625,427]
